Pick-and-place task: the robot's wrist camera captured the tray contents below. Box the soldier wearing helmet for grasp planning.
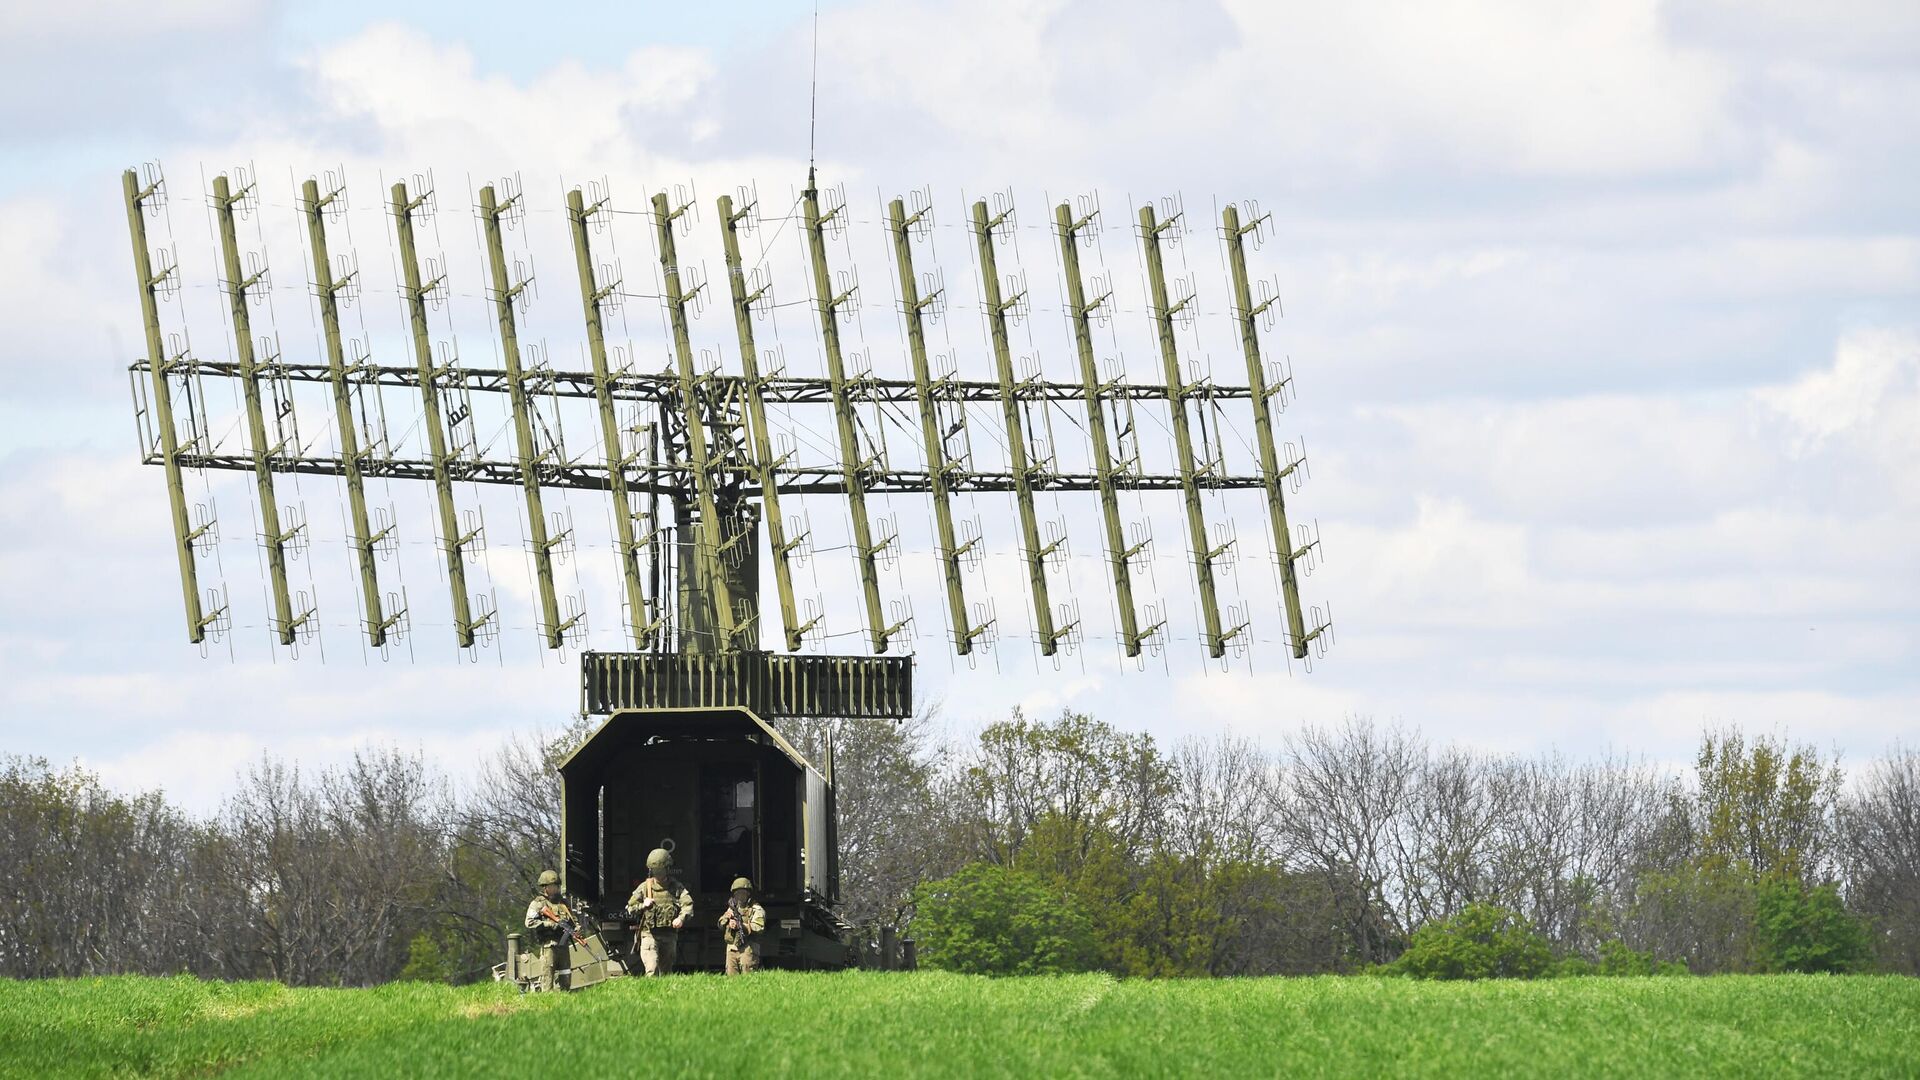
[717,876,767,975]
[524,869,581,947]
[624,845,694,975]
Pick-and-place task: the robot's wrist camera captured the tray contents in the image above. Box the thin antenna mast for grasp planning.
[1140,201,1240,659]
[123,168,214,642]
[213,173,311,646]
[804,175,900,653]
[301,177,397,647]
[721,191,816,652]
[392,179,487,649]
[809,0,820,173]
[481,182,576,649]
[567,186,660,649]
[892,197,988,654]
[974,198,1066,655]
[653,190,739,653]
[1057,200,1150,656]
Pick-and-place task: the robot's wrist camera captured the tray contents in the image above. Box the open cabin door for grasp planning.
[697,759,762,894]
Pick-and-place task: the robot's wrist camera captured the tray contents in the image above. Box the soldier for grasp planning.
[524,869,581,947]
[717,876,767,975]
[625,846,693,975]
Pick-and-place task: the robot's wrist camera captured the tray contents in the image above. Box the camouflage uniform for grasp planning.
[524,870,578,991]
[526,870,579,948]
[626,875,693,975]
[718,898,767,974]
[525,894,581,946]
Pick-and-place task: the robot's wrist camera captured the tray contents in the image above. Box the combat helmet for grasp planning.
[730,877,753,892]
[645,847,675,873]
[537,869,561,887]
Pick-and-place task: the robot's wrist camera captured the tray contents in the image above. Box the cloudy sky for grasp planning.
[2,0,1915,810]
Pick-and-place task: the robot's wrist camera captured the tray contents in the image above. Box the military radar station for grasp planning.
[121,160,1331,981]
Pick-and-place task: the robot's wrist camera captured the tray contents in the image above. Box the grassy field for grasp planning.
[2,972,1916,1078]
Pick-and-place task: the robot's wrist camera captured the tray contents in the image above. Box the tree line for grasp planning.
[878,715,1917,977]
[2,712,1914,983]
[0,720,588,986]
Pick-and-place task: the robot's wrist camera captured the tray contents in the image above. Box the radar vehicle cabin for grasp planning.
[554,705,852,971]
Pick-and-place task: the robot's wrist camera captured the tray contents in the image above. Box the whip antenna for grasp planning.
[809,0,820,173]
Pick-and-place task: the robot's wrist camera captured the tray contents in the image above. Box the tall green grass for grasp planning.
[1,972,1914,1078]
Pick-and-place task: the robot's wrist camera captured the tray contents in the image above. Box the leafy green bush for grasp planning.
[912,863,1098,976]
[398,931,457,983]
[1553,955,1596,977]
[1627,863,1758,973]
[1553,941,1689,977]
[1596,940,1688,976]
[1389,903,1552,980]
[1754,878,1872,973]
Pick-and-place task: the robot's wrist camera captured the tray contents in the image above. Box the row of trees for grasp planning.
[0,718,590,985]
[813,714,1919,977]
[1,713,1914,983]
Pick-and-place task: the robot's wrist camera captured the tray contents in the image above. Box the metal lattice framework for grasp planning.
[122,162,1332,679]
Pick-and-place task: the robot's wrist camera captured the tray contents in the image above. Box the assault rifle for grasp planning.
[541,902,592,948]
[727,898,752,946]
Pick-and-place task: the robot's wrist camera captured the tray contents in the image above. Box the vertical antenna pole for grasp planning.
[1223,205,1308,659]
[803,172,896,653]
[302,178,390,646]
[480,185,569,649]
[213,174,303,645]
[719,193,813,652]
[651,192,738,653]
[123,168,207,643]
[391,180,480,648]
[1055,202,1147,656]
[890,198,983,655]
[1140,204,1231,658]
[565,188,656,649]
[972,199,1061,654]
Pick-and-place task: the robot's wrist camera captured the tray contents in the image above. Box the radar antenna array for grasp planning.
[123,164,1332,685]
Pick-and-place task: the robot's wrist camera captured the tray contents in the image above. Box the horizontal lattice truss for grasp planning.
[128,363,1277,496]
